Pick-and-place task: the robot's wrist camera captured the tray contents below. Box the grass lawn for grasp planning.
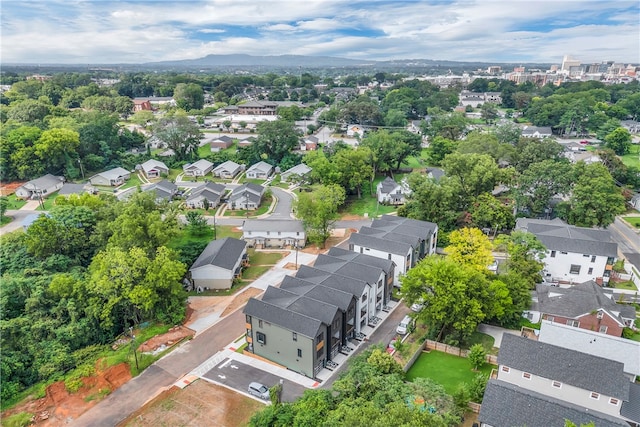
[3,194,27,210]
[119,174,144,190]
[623,216,640,229]
[35,194,58,211]
[0,216,12,225]
[242,178,267,186]
[168,225,241,251]
[223,196,272,217]
[621,144,640,169]
[248,249,286,265]
[462,332,496,354]
[610,280,638,291]
[406,351,495,395]
[241,265,272,280]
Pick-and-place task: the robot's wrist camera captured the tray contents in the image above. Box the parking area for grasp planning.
[203,358,307,403]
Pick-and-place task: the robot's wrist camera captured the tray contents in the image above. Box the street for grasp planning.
[608,217,640,272]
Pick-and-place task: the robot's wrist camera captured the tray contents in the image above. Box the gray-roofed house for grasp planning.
[89,167,131,186]
[227,183,264,210]
[140,159,169,178]
[57,183,96,196]
[478,334,639,427]
[245,161,273,180]
[15,174,65,199]
[376,177,410,205]
[515,218,617,284]
[524,280,635,337]
[212,160,242,179]
[183,159,214,177]
[188,237,248,290]
[242,219,306,248]
[521,125,553,138]
[143,179,178,201]
[185,182,226,209]
[280,163,312,183]
[210,135,235,152]
[326,246,396,288]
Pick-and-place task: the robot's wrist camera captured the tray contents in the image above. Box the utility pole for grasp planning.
[213,213,217,240]
[129,327,139,371]
[78,158,85,179]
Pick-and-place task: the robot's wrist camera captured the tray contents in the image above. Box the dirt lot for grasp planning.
[0,181,24,196]
[221,288,263,317]
[138,326,194,353]
[122,379,265,427]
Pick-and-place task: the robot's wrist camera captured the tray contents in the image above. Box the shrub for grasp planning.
[2,412,33,427]
[468,344,487,371]
[467,373,489,403]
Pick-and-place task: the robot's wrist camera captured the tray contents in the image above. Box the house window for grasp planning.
[388,254,392,260]
[296,231,300,236]
[552,381,562,389]
[590,392,600,400]
[522,372,531,380]
[278,231,281,236]
[550,251,556,258]
[292,332,297,341]
[567,320,579,327]
[610,398,619,405]
[297,349,302,358]
[596,311,603,319]
[560,251,568,255]
[267,231,270,236]
[362,294,367,302]
[569,264,581,275]
[246,315,251,323]
[316,332,324,344]
[583,254,590,258]
[258,320,263,328]
[599,326,608,334]
[591,255,596,263]
[501,366,510,373]
[256,332,266,345]
[546,316,555,322]
[588,268,593,275]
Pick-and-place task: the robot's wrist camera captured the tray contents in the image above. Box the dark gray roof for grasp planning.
[279,276,354,311]
[348,232,412,256]
[358,226,420,249]
[621,382,640,423]
[480,380,629,427]
[535,280,629,326]
[213,160,241,173]
[187,182,226,202]
[296,265,369,297]
[313,254,383,285]
[247,161,273,174]
[58,183,87,195]
[378,177,399,194]
[95,167,130,180]
[379,215,438,235]
[230,183,264,197]
[242,219,304,233]
[243,298,323,339]
[262,287,339,326]
[499,334,629,400]
[370,219,431,241]
[326,247,395,272]
[190,237,246,271]
[516,219,617,257]
[144,179,177,200]
[426,167,444,181]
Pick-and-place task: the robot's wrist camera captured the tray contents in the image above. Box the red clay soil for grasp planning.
[4,362,132,427]
[137,326,194,353]
[0,181,24,196]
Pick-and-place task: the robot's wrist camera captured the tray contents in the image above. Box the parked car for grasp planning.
[410,302,424,312]
[248,382,270,400]
[396,315,415,335]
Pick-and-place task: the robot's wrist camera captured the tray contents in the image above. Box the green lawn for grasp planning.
[35,194,58,211]
[340,176,399,218]
[248,249,286,265]
[623,216,640,228]
[610,280,638,291]
[223,196,272,217]
[3,194,27,210]
[242,178,267,186]
[462,332,496,354]
[621,144,640,169]
[168,225,241,250]
[120,174,144,190]
[406,351,495,395]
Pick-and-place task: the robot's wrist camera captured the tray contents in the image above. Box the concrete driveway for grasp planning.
[268,187,294,219]
[477,324,520,348]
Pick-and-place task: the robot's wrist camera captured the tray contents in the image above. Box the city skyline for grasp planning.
[1,0,639,65]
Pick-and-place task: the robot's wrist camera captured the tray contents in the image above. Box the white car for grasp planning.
[396,315,415,335]
[410,302,424,312]
[248,382,270,400]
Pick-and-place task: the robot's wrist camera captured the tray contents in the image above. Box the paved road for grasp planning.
[203,359,306,403]
[269,187,294,219]
[72,310,246,426]
[608,217,640,272]
[0,210,33,235]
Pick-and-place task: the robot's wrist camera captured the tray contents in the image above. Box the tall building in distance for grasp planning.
[561,54,581,71]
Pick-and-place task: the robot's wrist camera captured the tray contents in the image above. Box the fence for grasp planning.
[403,339,498,372]
[623,262,640,290]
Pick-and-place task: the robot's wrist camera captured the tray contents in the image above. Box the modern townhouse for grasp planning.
[241,219,306,248]
[325,247,396,288]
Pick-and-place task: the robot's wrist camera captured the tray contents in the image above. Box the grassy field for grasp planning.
[3,194,27,210]
[120,174,144,190]
[462,332,496,354]
[621,144,640,169]
[35,194,58,211]
[406,351,495,395]
[249,250,286,265]
[623,216,640,228]
[340,175,399,218]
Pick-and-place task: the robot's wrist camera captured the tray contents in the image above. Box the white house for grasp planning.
[185,182,226,209]
[15,174,65,199]
[183,159,214,177]
[139,159,169,178]
[89,167,131,186]
[515,218,617,284]
[143,179,178,201]
[376,176,410,205]
[212,160,242,179]
[521,126,553,138]
[188,237,248,290]
[281,164,312,183]
[245,161,273,180]
[242,219,306,248]
[227,183,264,210]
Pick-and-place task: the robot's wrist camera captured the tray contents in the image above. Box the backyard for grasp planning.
[406,350,495,395]
[621,144,640,169]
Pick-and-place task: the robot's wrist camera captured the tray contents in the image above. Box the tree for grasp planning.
[494,231,546,288]
[34,128,80,174]
[173,83,204,111]
[333,147,373,198]
[7,99,51,124]
[294,184,346,248]
[493,121,522,145]
[515,159,574,216]
[130,110,155,127]
[222,119,232,132]
[564,163,625,227]
[604,127,632,155]
[152,115,202,161]
[445,228,493,272]
[250,119,301,165]
[422,110,469,140]
[442,152,506,207]
[480,103,499,124]
[185,211,209,236]
[426,136,457,166]
[0,196,8,219]
[467,344,486,371]
[468,193,515,233]
[400,256,488,343]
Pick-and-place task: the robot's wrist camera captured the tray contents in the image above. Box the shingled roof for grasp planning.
[243,298,323,339]
[279,276,354,312]
[480,380,629,427]
[348,232,412,256]
[499,334,629,400]
[190,237,246,271]
[313,254,383,285]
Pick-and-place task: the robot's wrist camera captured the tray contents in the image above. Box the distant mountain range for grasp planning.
[145,54,376,67]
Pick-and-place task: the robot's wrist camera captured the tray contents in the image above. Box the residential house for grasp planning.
[325,246,396,288]
[242,219,306,248]
[89,167,131,186]
[346,124,364,137]
[183,159,214,177]
[245,161,273,180]
[537,319,640,379]
[58,183,96,196]
[227,101,278,116]
[132,99,152,111]
[348,216,438,283]
[521,125,553,138]
[237,137,254,149]
[147,97,176,108]
[299,136,319,151]
[621,120,640,134]
[15,174,65,199]
[139,159,169,178]
[210,135,235,152]
[188,237,248,290]
[280,164,312,183]
[479,334,639,427]
[524,280,635,337]
[515,218,617,284]
[425,167,445,181]
[227,183,264,210]
[459,91,503,108]
[143,179,178,201]
[213,160,242,179]
[376,176,410,205]
[185,182,226,209]
[630,193,640,212]
[565,149,601,164]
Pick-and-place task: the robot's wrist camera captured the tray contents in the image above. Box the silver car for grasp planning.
[248,382,270,400]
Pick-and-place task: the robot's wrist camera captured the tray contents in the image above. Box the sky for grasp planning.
[1,0,639,65]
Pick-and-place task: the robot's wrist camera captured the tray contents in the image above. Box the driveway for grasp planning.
[477,324,520,348]
[268,187,294,219]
